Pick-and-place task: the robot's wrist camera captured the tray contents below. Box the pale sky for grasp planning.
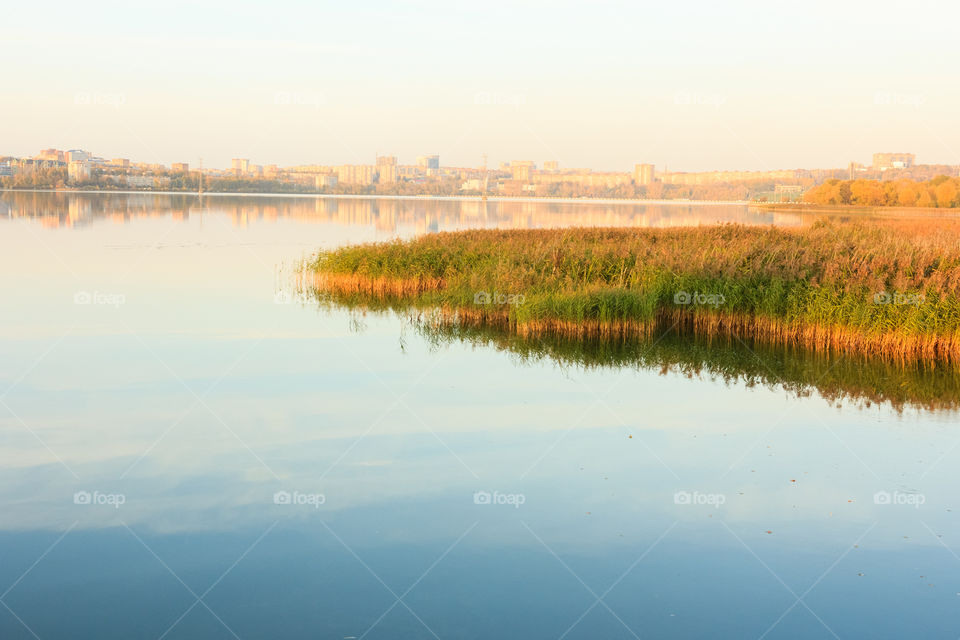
[4,0,959,172]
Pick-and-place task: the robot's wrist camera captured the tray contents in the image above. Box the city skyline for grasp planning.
[2,145,937,174]
[3,140,954,176]
[4,0,959,172]
[8,144,950,204]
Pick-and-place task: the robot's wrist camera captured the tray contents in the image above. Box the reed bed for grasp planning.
[305,220,960,364]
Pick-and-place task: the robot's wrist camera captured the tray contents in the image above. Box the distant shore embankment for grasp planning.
[0,187,747,206]
[755,202,960,216]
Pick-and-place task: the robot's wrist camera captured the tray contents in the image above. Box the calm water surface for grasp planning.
[0,192,958,639]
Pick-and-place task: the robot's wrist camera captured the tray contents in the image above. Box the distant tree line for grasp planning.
[1,168,68,189]
[805,176,960,208]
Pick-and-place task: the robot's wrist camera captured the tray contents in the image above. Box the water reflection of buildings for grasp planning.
[0,192,812,232]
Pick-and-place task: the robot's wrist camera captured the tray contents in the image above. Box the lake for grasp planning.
[0,191,957,639]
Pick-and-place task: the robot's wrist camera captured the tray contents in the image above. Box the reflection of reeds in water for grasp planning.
[431,317,960,413]
[301,294,960,412]
[304,222,960,364]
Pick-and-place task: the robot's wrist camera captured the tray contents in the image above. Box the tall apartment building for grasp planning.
[511,160,536,181]
[633,163,655,185]
[67,161,91,183]
[231,158,250,175]
[171,163,189,173]
[376,155,398,184]
[417,155,440,170]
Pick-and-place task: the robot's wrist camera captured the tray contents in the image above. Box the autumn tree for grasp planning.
[935,180,958,207]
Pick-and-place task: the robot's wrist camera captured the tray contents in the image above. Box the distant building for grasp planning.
[543,160,559,172]
[659,169,798,185]
[531,171,632,190]
[376,155,398,184]
[127,175,155,188]
[66,149,90,163]
[110,158,130,169]
[37,149,65,162]
[337,165,376,186]
[315,175,338,188]
[67,161,91,183]
[171,162,189,173]
[774,184,804,201]
[417,155,440,170]
[511,160,535,181]
[872,152,915,171]
[231,158,250,175]
[633,163,655,185]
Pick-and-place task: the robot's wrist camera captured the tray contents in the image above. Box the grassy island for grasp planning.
[306,220,960,364]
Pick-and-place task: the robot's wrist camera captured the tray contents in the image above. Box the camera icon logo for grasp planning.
[673,291,692,305]
[474,291,491,305]
[273,491,292,505]
[73,491,92,505]
[74,291,92,305]
[873,491,891,505]
[873,291,891,305]
[673,491,692,505]
[473,490,492,505]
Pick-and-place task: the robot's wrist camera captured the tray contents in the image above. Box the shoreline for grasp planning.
[753,202,960,216]
[0,188,748,206]
[5,188,959,215]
